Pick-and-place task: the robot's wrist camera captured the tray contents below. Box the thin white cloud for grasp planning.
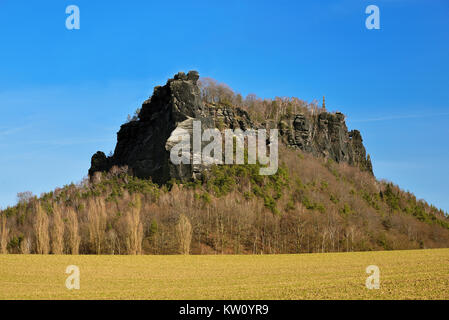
[22,138,112,146]
[0,125,29,137]
[0,137,113,149]
[28,139,111,146]
[351,112,449,123]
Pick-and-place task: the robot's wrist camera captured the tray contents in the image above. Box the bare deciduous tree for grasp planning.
[34,203,50,254]
[20,237,31,254]
[125,195,143,255]
[1,215,9,254]
[51,205,65,254]
[17,191,33,204]
[88,198,107,254]
[67,208,80,255]
[176,214,192,255]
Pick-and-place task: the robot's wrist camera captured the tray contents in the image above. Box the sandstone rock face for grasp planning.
[89,71,373,183]
[282,112,372,172]
[89,71,212,183]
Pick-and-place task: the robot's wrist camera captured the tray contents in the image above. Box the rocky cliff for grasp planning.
[279,112,372,172]
[89,71,373,182]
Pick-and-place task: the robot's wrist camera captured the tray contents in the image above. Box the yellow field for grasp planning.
[0,249,448,300]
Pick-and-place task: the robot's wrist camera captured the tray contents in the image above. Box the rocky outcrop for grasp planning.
[204,104,254,131]
[89,71,373,183]
[89,71,214,183]
[279,112,372,172]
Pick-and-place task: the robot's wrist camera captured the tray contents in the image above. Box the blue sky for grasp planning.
[0,0,448,212]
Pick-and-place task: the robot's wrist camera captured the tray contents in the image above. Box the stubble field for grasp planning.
[0,248,448,299]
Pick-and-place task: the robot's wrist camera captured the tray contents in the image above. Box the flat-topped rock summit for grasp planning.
[89,71,372,182]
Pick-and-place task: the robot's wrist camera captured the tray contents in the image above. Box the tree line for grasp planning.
[1,146,448,255]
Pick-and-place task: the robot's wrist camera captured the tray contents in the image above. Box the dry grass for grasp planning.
[0,249,448,300]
